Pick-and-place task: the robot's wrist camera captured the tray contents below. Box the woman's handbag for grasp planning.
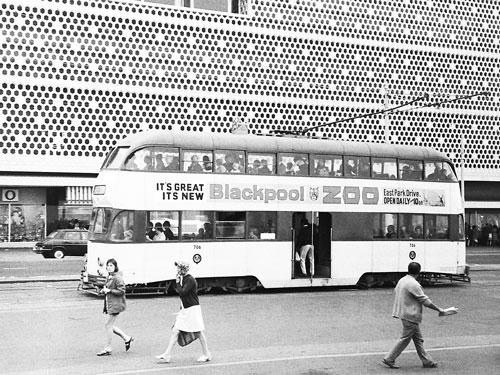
[177,330,198,347]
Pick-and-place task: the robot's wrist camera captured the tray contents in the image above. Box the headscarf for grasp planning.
[175,260,190,275]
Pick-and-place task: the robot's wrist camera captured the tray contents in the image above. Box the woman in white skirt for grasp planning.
[156,260,211,363]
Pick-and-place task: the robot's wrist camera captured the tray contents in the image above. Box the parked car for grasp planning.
[33,229,88,258]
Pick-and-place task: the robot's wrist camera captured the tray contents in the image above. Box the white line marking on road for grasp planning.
[94,343,500,375]
[3,267,28,270]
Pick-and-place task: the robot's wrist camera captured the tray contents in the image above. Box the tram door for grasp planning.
[292,212,332,279]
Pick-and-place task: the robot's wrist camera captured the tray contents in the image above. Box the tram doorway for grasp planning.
[292,212,331,279]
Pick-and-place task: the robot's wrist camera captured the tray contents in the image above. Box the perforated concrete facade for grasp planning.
[0,0,499,180]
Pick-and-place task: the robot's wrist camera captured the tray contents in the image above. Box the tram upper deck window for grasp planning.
[311,155,342,177]
[278,153,309,175]
[372,157,397,179]
[124,147,180,171]
[342,156,370,178]
[182,151,213,173]
[399,160,423,180]
[247,153,275,175]
[214,150,245,173]
[425,161,457,182]
[103,147,130,169]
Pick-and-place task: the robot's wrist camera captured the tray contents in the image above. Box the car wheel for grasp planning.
[52,249,65,259]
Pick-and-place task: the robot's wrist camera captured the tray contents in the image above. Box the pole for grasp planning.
[460,132,465,209]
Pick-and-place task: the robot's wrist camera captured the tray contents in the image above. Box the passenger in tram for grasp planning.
[202,155,212,172]
[277,157,287,175]
[438,168,451,181]
[426,165,441,181]
[152,223,166,241]
[187,155,204,172]
[259,159,273,174]
[248,228,259,239]
[223,153,235,171]
[144,155,154,170]
[155,154,166,170]
[314,159,330,176]
[342,159,357,177]
[401,165,412,179]
[249,159,261,174]
[195,228,205,240]
[214,158,227,173]
[146,221,155,240]
[203,222,212,239]
[411,225,423,239]
[229,161,243,173]
[291,157,308,175]
[163,221,175,240]
[399,226,409,239]
[125,154,139,170]
[165,155,180,171]
[124,226,134,241]
[386,225,397,239]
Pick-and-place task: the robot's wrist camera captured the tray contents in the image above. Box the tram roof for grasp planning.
[117,130,450,161]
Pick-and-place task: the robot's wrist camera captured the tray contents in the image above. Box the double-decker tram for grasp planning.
[82,130,469,294]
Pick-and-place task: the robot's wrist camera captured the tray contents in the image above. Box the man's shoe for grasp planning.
[423,362,438,368]
[382,358,399,369]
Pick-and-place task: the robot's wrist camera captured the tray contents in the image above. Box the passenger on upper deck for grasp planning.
[165,155,179,171]
[144,155,153,170]
[314,159,330,176]
[215,159,227,173]
[187,155,204,172]
[202,156,212,172]
[155,154,166,170]
[259,159,272,174]
[125,154,139,170]
[152,223,166,241]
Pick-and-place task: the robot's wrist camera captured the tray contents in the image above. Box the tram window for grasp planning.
[278,153,309,175]
[182,150,213,173]
[458,214,465,240]
[372,213,398,239]
[151,147,179,171]
[214,150,245,174]
[331,212,374,241]
[311,155,341,176]
[342,156,370,178]
[90,208,110,234]
[104,147,130,169]
[424,215,449,239]
[399,160,423,180]
[247,212,277,240]
[110,211,134,242]
[372,157,397,179]
[399,213,424,239]
[182,211,213,240]
[426,161,456,182]
[215,211,245,239]
[248,153,275,175]
[146,211,179,241]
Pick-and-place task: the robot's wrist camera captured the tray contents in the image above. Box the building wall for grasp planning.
[0,0,499,230]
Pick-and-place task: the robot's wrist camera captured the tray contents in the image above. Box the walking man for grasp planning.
[383,262,449,369]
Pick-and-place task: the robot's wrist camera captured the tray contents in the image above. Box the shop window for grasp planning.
[134,0,249,15]
[247,212,277,239]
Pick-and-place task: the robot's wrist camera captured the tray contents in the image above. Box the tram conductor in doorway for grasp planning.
[297,218,317,278]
